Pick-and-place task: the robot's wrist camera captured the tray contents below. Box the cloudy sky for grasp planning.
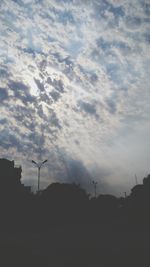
[0,0,150,196]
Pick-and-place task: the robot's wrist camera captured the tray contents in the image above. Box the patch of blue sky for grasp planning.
[143,17,150,24]
[106,64,124,85]
[97,38,131,54]
[29,43,44,55]
[11,1,34,21]
[114,41,131,53]
[0,0,4,6]
[141,2,150,16]
[67,40,83,58]
[97,38,111,51]
[0,68,8,78]
[55,0,74,3]
[125,16,142,29]
[42,11,55,23]
[144,33,150,44]
[0,88,8,101]
[12,0,33,7]
[108,5,125,18]
[94,0,124,19]
[125,62,142,81]
[123,30,146,45]
[1,10,18,29]
[104,60,140,87]
[11,0,23,5]
[92,51,128,88]
[47,35,56,43]
[56,9,75,25]
[142,60,150,73]
[24,28,44,55]
[24,5,35,20]
[3,56,15,65]
[93,2,107,19]
[1,14,27,40]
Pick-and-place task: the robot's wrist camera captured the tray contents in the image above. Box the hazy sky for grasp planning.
[0,0,150,196]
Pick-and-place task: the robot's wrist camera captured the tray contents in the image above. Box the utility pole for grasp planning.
[32,159,48,192]
[92,180,98,198]
[124,192,127,198]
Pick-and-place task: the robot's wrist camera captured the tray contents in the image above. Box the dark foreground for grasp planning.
[1,159,150,266]
[0,223,150,267]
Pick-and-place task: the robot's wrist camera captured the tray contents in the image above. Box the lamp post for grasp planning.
[32,159,48,192]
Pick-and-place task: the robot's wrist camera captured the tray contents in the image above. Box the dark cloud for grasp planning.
[0,128,22,151]
[0,88,8,102]
[0,118,7,124]
[50,90,60,102]
[55,155,116,196]
[39,92,52,105]
[90,73,98,83]
[106,98,117,114]
[65,158,91,185]
[13,105,36,131]
[36,104,47,120]
[78,100,98,119]
[48,109,61,129]
[50,52,73,67]
[8,80,35,103]
[0,68,8,78]
[23,47,36,56]
[27,131,47,155]
[142,3,150,16]
[34,78,45,92]
[8,80,27,91]
[47,77,64,93]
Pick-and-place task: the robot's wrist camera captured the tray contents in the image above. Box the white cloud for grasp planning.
[0,0,150,194]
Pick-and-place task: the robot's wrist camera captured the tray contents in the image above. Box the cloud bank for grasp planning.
[0,0,150,195]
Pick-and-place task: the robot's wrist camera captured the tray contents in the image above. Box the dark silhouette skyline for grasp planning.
[0,157,150,266]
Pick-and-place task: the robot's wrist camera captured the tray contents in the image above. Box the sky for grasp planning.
[0,0,150,196]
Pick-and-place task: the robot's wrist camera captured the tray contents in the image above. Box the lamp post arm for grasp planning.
[32,159,48,192]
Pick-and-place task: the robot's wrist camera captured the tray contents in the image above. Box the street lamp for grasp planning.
[32,159,48,192]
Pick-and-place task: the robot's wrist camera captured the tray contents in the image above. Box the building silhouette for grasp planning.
[0,158,31,196]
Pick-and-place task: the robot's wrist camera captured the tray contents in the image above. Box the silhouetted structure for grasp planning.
[0,158,31,196]
[0,158,22,186]
[0,158,150,266]
[39,182,89,224]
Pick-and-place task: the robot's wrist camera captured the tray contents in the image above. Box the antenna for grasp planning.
[135,174,138,185]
